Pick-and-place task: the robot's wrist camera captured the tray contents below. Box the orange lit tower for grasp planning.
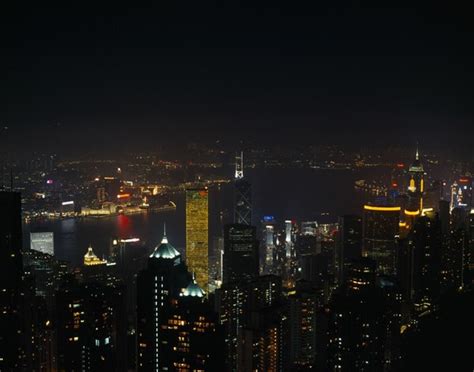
[362,205,400,275]
[186,187,209,292]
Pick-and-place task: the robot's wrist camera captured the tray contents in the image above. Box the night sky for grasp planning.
[1,2,473,150]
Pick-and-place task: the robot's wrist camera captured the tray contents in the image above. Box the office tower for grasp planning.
[406,146,425,213]
[390,162,408,195]
[186,187,209,291]
[223,224,259,284]
[209,236,224,290]
[450,176,473,211]
[30,232,54,256]
[345,257,377,292]
[23,249,69,299]
[22,250,70,371]
[136,231,191,371]
[160,279,225,370]
[467,210,474,286]
[55,277,127,372]
[237,304,289,372]
[0,191,27,370]
[103,176,122,202]
[215,275,282,371]
[234,151,252,225]
[214,283,250,372]
[336,215,362,284]
[442,226,466,291]
[409,216,442,309]
[362,204,400,276]
[261,216,277,274]
[316,222,339,284]
[295,234,318,257]
[327,285,399,371]
[301,221,318,236]
[439,207,470,291]
[288,281,319,369]
[439,199,450,235]
[299,253,330,292]
[282,220,298,289]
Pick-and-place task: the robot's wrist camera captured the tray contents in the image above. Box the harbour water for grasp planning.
[23,168,378,266]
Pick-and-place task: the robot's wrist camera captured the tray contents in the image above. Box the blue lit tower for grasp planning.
[234,151,252,225]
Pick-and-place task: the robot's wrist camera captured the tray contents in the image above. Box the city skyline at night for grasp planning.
[1,2,474,371]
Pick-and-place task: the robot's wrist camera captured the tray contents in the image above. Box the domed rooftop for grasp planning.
[181,276,205,298]
[84,245,106,266]
[85,245,98,259]
[149,224,180,260]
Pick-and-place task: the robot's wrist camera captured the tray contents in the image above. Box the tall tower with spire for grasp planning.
[137,225,191,371]
[406,144,425,215]
[234,151,252,225]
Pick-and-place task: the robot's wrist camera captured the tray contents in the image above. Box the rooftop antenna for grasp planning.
[161,222,168,244]
[235,151,244,179]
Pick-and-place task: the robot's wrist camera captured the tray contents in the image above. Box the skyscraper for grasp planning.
[55,278,127,372]
[223,224,259,284]
[186,187,209,291]
[237,304,289,372]
[362,205,400,276]
[136,230,191,371]
[0,191,26,370]
[160,279,225,370]
[336,215,362,284]
[450,176,473,211]
[408,215,442,309]
[406,146,425,214]
[288,281,319,369]
[234,151,252,225]
[261,216,277,274]
[215,275,283,371]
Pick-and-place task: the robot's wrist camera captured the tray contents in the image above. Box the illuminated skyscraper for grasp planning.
[186,187,209,291]
[160,280,225,370]
[406,145,425,214]
[362,205,400,275]
[137,230,191,371]
[215,275,282,371]
[288,281,319,369]
[450,176,473,211]
[234,151,252,225]
[261,217,277,274]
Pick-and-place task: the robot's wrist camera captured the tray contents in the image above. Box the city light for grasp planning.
[363,205,401,212]
[120,238,140,243]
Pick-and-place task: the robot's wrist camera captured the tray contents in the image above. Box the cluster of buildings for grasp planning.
[1,147,473,371]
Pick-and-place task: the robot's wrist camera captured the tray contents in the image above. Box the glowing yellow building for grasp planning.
[84,245,106,266]
[186,187,209,291]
